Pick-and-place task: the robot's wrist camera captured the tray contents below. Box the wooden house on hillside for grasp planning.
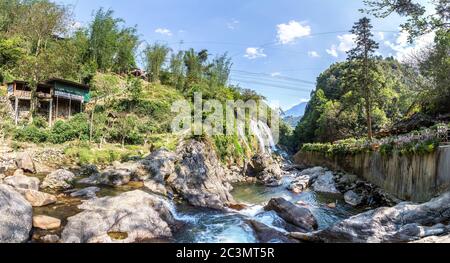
[6,78,90,126]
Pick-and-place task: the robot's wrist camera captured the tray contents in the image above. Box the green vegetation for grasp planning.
[0,0,267,164]
[281,0,449,154]
[301,125,445,157]
[64,143,146,165]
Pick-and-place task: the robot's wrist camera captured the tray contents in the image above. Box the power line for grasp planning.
[231,70,316,85]
[230,78,314,92]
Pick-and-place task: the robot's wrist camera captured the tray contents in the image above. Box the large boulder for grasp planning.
[248,154,283,186]
[287,167,327,194]
[0,184,32,243]
[247,220,299,243]
[302,192,450,243]
[61,190,177,243]
[166,140,236,210]
[312,171,340,195]
[138,149,178,182]
[41,169,76,190]
[4,174,40,191]
[15,152,35,174]
[33,215,61,230]
[22,189,57,207]
[264,198,318,232]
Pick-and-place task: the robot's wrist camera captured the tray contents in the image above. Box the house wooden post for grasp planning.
[14,97,18,125]
[56,95,59,119]
[48,99,53,127]
[69,97,72,118]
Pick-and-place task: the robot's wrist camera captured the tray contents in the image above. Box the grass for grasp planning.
[64,143,148,166]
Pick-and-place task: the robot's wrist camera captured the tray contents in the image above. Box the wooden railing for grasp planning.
[36,92,52,99]
[9,90,32,99]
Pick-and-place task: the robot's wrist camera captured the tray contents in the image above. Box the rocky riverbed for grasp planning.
[1,140,450,243]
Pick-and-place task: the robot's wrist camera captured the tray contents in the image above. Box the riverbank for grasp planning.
[294,145,450,202]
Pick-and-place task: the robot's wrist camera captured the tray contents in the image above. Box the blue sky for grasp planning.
[58,0,435,110]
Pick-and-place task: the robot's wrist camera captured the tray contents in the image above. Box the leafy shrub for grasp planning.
[14,125,49,143]
[48,114,89,143]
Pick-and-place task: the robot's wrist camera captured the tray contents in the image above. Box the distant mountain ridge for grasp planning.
[282,102,308,128]
[284,102,308,117]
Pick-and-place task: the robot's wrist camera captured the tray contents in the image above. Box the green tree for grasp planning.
[207,53,232,88]
[169,50,185,90]
[347,17,379,140]
[362,0,449,40]
[143,43,171,82]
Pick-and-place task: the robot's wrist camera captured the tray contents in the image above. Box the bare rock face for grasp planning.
[138,149,178,182]
[304,192,450,243]
[143,180,168,196]
[15,152,35,174]
[42,169,76,190]
[265,198,318,232]
[61,190,176,243]
[33,215,61,230]
[0,184,32,243]
[167,140,236,210]
[4,174,40,191]
[76,140,239,210]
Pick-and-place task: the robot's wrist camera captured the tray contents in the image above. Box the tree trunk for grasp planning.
[89,105,95,142]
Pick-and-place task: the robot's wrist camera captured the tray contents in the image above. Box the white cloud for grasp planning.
[325,34,356,58]
[227,19,240,30]
[326,45,338,57]
[378,32,385,41]
[384,30,435,62]
[276,20,311,44]
[155,28,172,36]
[244,47,267,59]
[308,51,320,58]
[271,72,282,77]
[337,34,356,52]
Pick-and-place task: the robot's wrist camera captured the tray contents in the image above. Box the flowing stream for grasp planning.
[169,174,362,243]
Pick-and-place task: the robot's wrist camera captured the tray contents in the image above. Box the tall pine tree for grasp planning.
[347,17,379,140]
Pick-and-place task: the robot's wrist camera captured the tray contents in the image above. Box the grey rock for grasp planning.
[61,190,176,243]
[265,198,318,232]
[41,169,76,190]
[312,171,340,195]
[21,189,57,207]
[70,187,100,199]
[412,234,450,243]
[4,174,40,191]
[168,140,236,210]
[40,234,60,243]
[0,184,32,243]
[247,220,299,243]
[138,149,178,182]
[311,192,450,243]
[143,180,167,196]
[15,152,35,174]
[344,190,364,207]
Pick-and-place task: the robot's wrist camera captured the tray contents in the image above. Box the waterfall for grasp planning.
[249,120,277,154]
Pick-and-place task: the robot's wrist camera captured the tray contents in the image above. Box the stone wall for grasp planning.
[294,146,450,202]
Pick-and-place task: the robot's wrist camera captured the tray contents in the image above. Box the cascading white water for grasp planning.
[249,119,277,154]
